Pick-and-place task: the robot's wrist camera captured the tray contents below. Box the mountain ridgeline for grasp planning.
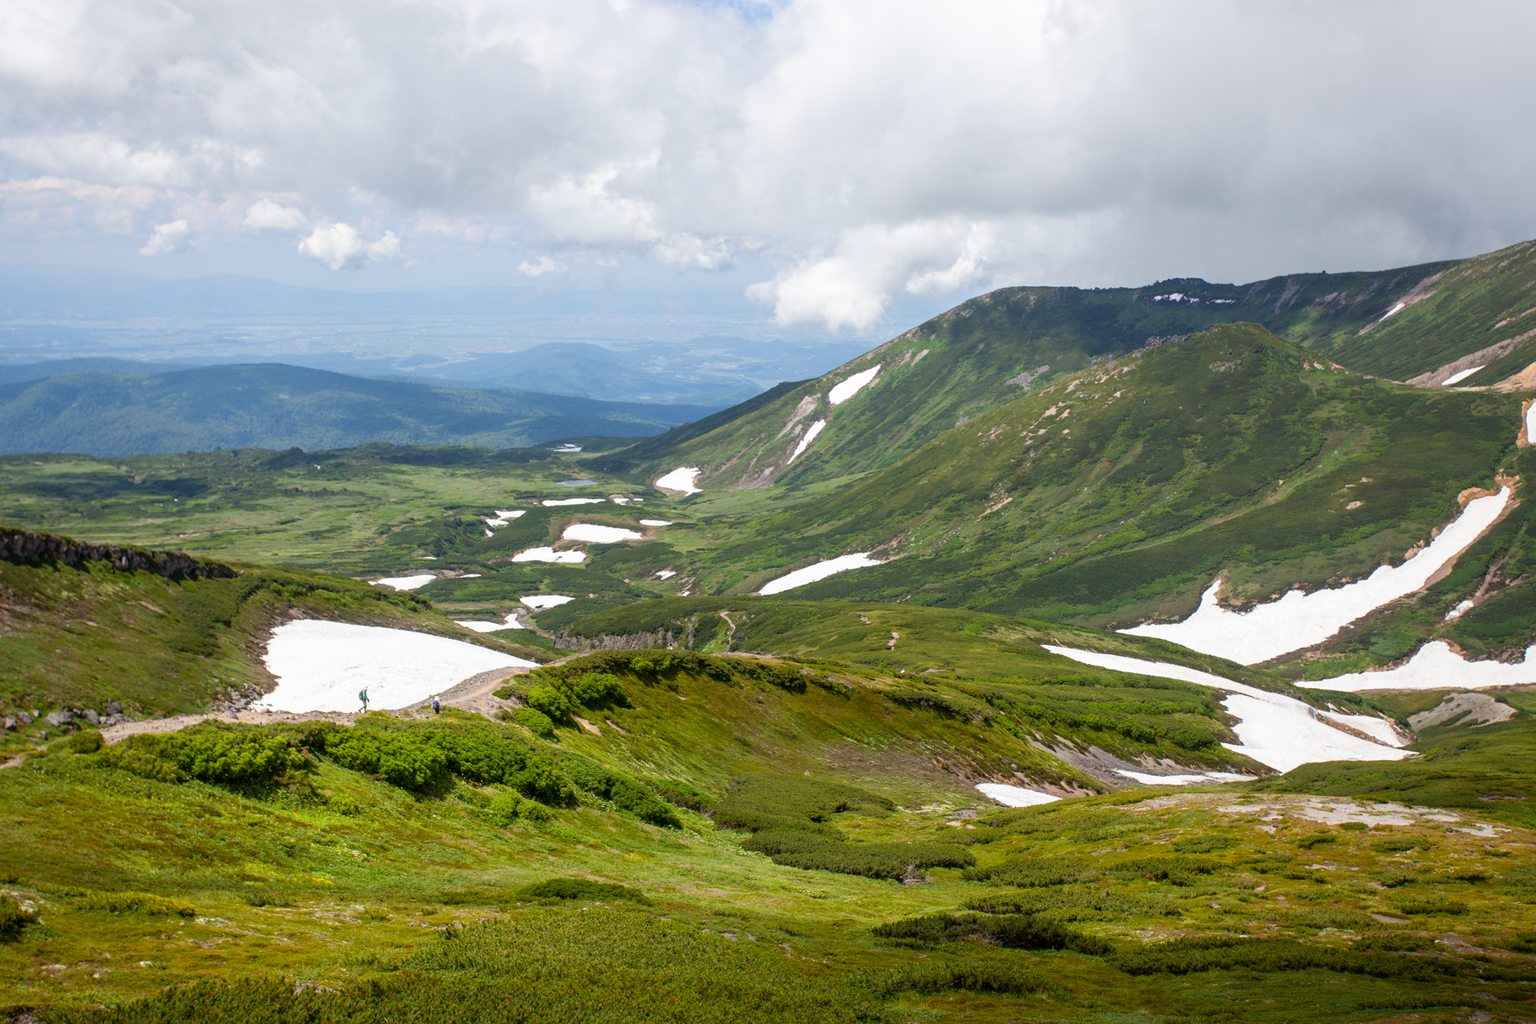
[599,239,1536,491]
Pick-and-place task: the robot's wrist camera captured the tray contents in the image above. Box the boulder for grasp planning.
[43,710,73,728]
[82,709,100,726]
[3,715,14,731]
[15,711,31,726]
[106,700,121,716]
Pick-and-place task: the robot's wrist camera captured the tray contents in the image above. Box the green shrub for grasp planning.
[649,779,715,813]
[514,708,556,739]
[1172,834,1237,854]
[743,831,973,880]
[322,729,451,794]
[872,912,1111,955]
[558,754,680,828]
[1393,898,1468,917]
[524,685,574,723]
[68,729,103,754]
[516,878,651,905]
[1104,857,1221,886]
[1372,870,1417,888]
[1372,836,1433,854]
[68,890,196,917]
[961,858,1101,887]
[1340,821,1368,832]
[862,956,1059,996]
[1295,832,1337,849]
[1355,933,1435,952]
[103,723,309,791]
[489,791,553,824]
[965,889,1180,920]
[0,894,39,941]
[567,672,629,710]
[1113,936,1458,980]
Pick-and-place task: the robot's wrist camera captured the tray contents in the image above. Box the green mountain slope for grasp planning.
[599,238,1536,494]
[0,364,720,457]
[671,325,1531,662]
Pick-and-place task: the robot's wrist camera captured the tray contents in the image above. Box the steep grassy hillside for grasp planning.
[676,325,1526,651]
[0,364,719,456]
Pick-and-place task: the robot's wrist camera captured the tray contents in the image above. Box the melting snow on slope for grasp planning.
[373,575,437,591]
[1042,646,1408,773]
[640,519,673,526]
[1377,301,1406,323]
[656,467,702,494]
[829,364,880,405]
[512,546,586,564]
[521,594,575,611]
[456,611,527,632]
[1314,640,1536,691]
[976,783,1059,807]
[543,498,606,506]
[261,620,536,712]
[1122,488,1511,664]
[1527,401,1536,443]
[1443,366,1485,386]
[789,419,826,463]
[497,510,526,519]
[1115,769,1253,786]
[563,523,642,543]
[655,570,678,579]
[760,553,881,595]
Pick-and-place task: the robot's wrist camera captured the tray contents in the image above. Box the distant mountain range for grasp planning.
[0,363,725,456]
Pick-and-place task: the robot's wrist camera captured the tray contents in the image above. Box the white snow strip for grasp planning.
[521,594,575,611]
[260,621,535,713]
[484,528,494,538]
[655,467,702,494]
[1115,769,1253,786]
[496,510,526,519]
[484,518,508,527]
[829,364,881,405]
[455,611,527,632]
[640,519,673,527]
[789,419,826,463]
[562,523,643,544]
[1377,301,1406,323]
[611,497,631,505]
[1313,640,1536,691]
[1444,599,1475,622]
[1443,366,1484,386]
[655,570,678,580]
[1122,488,1511,664]
[372,575,437,591]
[462,574,481,579]
[1041,646,1409,773]
[1527,401,1536,443]
[543,497,606,506]
[511,546,587,564]
[760,553,880,595]
[976,783,1059,807]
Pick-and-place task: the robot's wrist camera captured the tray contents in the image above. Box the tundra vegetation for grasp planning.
[6,241,1536,1020]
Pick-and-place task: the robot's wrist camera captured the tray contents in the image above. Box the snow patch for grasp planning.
[829,364,881,405]
[562,523,642,544]
[542,498,606,507]
[760,553,880,595]
[655,570,678,580]
[1377,301,1407,323]
[511,546,586,564]
[456,611,526,632]
[789,419,826,463]
[1311,640,1536,691]
[1115,769,1253,786]
[656,467,702,494]
[1042,646,1409,773]
[1527,400,1536,443]
[1443,365,1484,386]
[260,621,535,712]
[1444,599,1475,622]
[521,594,575,611]
[372,575,437,591]
[640,519,673,527]
[496,510,526,519]
[1122,488,1511,664]
[976,783,1059,807]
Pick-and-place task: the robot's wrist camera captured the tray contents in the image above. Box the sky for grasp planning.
[2,0,1535,338]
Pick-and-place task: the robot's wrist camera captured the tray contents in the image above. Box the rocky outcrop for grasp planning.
[0,526,235,581]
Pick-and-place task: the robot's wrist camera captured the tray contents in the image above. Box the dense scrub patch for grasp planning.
[742,831,973,880]
[102,722,311,791]
[516,878,651,905]
[1110,936,1491,981]
[0,894,38,940]
[872,911,1111,955]
[63,889,196,917]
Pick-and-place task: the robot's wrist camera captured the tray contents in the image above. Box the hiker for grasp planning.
[359,687,369,713]
[431,696,441,715]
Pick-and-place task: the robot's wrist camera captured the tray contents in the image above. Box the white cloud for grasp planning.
[138,219,188,255]
[243,197,310,231]
[516,255,565,277]
[297,222,400,270]
[2,2,1536,291]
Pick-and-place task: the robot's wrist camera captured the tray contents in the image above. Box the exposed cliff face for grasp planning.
[0,525,235,581]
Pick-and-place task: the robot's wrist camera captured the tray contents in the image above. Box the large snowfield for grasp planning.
[1122,488,1510,664]
[655,467,702,494]
[829,364,880,404]
[371,574,437,591]
[511,546,586,563]
[1319,639,1536,691]
[261,621,536,712]
[562,523,643,543]
[760,553,881,595]
[1042,645,1408,773]
[976,782,1059,806]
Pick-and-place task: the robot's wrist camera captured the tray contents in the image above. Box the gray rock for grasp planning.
[15,711,32,726]
[106,700,121,716]
[43,710,73,728]
[3,715,14,731]
[82,709,100,726]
